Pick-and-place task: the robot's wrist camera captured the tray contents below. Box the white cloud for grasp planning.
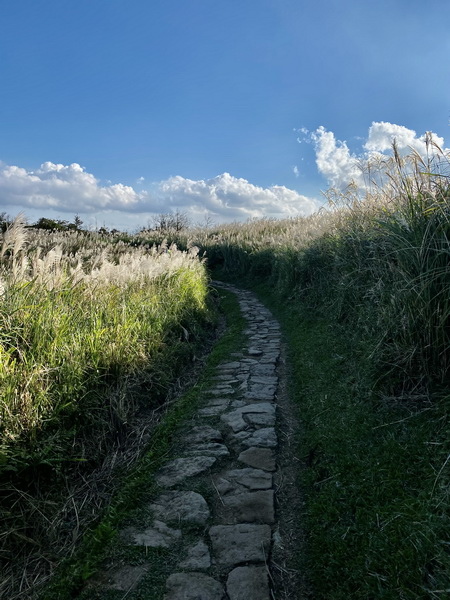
[156,173,318,220]
[0,161,318,224]
[293,165,299,177]
[311,126,362,189]
[310,122,448,190]
[364,122,445,155]
[0,161,144,212]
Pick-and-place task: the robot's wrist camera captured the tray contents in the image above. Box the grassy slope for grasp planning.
[249,279,450,600]
[41,287,246,600]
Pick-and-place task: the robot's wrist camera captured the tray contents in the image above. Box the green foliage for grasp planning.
[42,288,245,600]
[0,222,213,597]
[155,146,450,599]
[264,296,450,599]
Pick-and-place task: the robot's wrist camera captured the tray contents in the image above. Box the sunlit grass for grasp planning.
[0,220,212,598]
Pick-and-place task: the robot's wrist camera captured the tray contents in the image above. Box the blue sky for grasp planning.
[1,0,449,229]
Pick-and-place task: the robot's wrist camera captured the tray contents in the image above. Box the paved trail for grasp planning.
[96,283,287,599]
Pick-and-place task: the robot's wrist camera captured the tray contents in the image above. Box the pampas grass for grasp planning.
[0,222,211,599]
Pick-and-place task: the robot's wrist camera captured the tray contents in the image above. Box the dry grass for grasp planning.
[0,221,212,599]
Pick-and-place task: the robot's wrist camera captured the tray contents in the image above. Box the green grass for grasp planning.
[41,286,246,600]
[134,159,450,598]
[0,223,216,599]
[248,280,450,600]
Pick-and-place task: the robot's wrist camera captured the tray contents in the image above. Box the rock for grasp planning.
[230,399,247,408]
[210,386,235,395]
[232,431,252,444]
[226,566,270,600]
[184,442,230,457]
[260,354,280,363]
[215,468,272,494]
[150,491,210,526]
[121,520,181,548]
[217,361,241,370]
[221,403,275,433]
[239,402,276,415]
[245,412,276,428]
[241,428,277,448]
[222,490,275,524]
[238,447,276,471]
[156,456,217,487]
[251,365,276,376]
[178,540,211,570]
[248,347,263,356]
[248,376,278,386]
[244,389,276,401]
[209,524,271,567]
[198,401,229,417]
[185,426,222,444]
[221,410,247,433]
[165,572,225,600]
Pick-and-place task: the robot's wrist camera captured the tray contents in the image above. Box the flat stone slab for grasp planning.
[221,410,247,432]
[165,572,225,600]
[178,540,211,570]
[215,468,272,494]
[209,524,271,567]
[121,520,181,548]
[240,428,277,449]
[238,447,276,471]
[240,402,276,415]
[156,456,217,487]
[250,365,276,376]
[150,491,210,525]
[198,402,229,417]
[230,399,247,408]
[217,361,241,370]
[248,347,263,356]
[221,403,275,433]
[244,390,276,401]
[222,490,275,524]
[227,566,270,600]
[205,396,234,406]
[245,412,276,428]
[184,442,230,457]
[185,426,222,444]
[210,387,235,395]
[249,376,278,385]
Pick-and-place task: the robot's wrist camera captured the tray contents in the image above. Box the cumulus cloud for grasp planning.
[310,121,448,190]
[364,122,445,155]
[0,161,318,223]
[156,173,318,220]
[311,126,362,189]
[0,161,144,212]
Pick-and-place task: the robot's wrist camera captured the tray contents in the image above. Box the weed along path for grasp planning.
[83,283,298,600]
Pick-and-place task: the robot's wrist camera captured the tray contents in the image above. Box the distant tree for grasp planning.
[0,212,12,233]
[33,216,85,231]
[152,209,190,232]
[33,217,69,231]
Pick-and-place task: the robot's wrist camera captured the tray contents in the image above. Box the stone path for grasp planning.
[95,283,284,599]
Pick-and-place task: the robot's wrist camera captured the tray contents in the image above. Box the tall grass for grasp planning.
[140,143,450,395]
[138,141,450,598]
[0,220,212,597]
